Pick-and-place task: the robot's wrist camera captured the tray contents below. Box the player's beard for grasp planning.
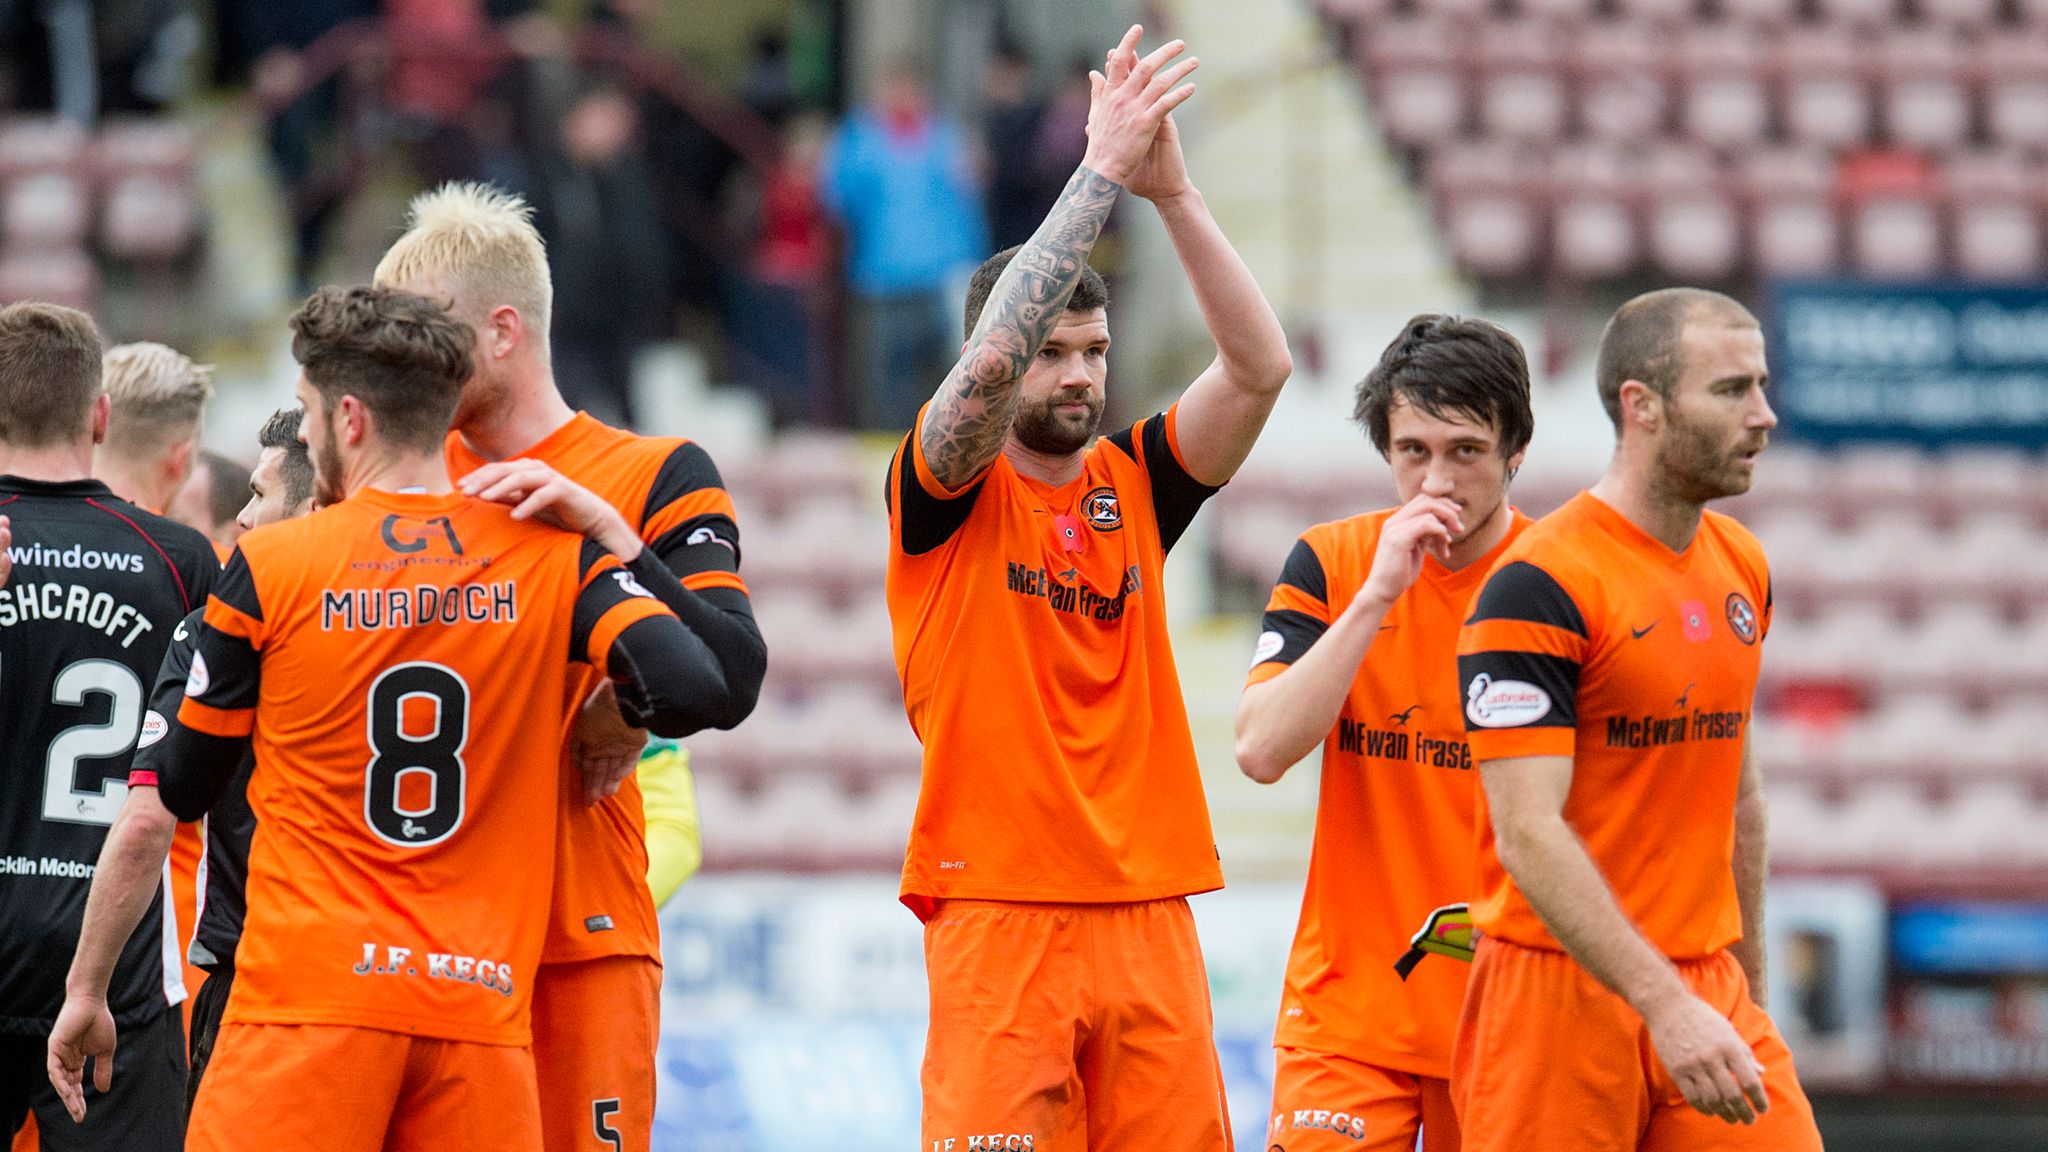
[1012,388,1103,456]
[1659,405,1764,504]
[313,420,347,507]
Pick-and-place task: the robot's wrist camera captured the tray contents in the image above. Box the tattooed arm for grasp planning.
[917,25,1199,491]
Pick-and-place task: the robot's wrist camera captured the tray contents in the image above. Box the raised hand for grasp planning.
[1356,494,1462,612]
[457,460,640,560]
[1645,992,1771,1125]
[1082,25,1198,187]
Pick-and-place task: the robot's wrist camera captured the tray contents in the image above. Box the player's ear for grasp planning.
[1503,445,1527,479]
[488,305,522,361]
[165,437,196,486]
[1617,378,1660,433]
[89,393,111,446]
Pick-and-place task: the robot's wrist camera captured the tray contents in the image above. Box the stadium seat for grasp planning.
[1832,442,1933,513]
[1553,196,1636,278]
[1677,27,1771,148]
[1723,0,1802,24]
[1877,29,1973,151]
[90,117,197,181]
[1982,39,2048,150]
[1778,27,1875,148]
[1648,192,1742,278]
[1479,71,1571,142]
[1851,195,1944,278]
[1953,200,2043,281]
[1751,197,1842,277]
[1813,0,1903,26]
[1574,21,1670,143]
[0,245,95,311]
[1,171,90,248]
[101,174,198,261]
[0,117,88,182]
[1918,0,2001,27]
[1827,781,1938,868]
[1377,68,1469,145]
[1614,0,1703,20]
[1517,0,1602,21]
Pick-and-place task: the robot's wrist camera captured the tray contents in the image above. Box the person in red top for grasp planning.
[1453,288,1822,1150]
[886,25,1293,1150]
[1235,316,1534,1152]
[46,286,730,1151]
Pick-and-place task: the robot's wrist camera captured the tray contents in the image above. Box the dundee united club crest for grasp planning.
[1725,592,1758,645]
[1082,487,1121,531]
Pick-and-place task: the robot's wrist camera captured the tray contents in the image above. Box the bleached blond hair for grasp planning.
[374,182,553,352]
[100,342,213,453]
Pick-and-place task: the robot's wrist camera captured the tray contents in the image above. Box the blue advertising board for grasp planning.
[1768,281,2048,447]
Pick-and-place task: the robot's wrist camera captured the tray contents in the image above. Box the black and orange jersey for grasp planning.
[1458,492,1771,960]
[885,406,1223,918]
[157,489,701,1046]
[0,475,214,1034]
[1248,509,1530,1078]
[132,608,253,974]
[446,413,764,965]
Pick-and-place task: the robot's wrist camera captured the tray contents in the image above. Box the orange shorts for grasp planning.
[1452,939,1822,1152]
[921,896,1231,1152]
[1267,1047,1460,1152]
[186,1022,540,1152]
[532,955,661,1152]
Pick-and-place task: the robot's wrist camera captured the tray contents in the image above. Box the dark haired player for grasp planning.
[1454,288,1821,1150]
[885,25,1292,1149]
[0,302,215,1152]
[117,408,319,1109]
[1236,316,1534,1152]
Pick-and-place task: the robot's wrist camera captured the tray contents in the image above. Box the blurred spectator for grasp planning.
[724,115,832,426]
[740,30,798,127]
[1029,61,1093,225]
[821,59,987,431]
[982,44,1047,250]
[3,0,199,123]
[222,0,376,288]
[169,448,253,551]
[528,83,671,427]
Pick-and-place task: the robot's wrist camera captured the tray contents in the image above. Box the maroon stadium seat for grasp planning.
[1378,68,1468,145]
[1778,25,1876,148]
[1553,195,1636,277]
[1813,0,1903,26]
[1983,38,2048,150]
[1877,29,1973,152]
[101,174,197,261]
[1676,28,1771,147]
[1649,192,1742,278]
[1919,0,2001,26]
[0,244,96,311]
[1,171,89,248]
[1953,200,2043,281]
[0,117,88,183]
[1851,194,1944,277]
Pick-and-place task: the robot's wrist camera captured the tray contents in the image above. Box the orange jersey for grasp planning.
[1457,492,1771,960]
[1247,509,1530,1077]
[176,489,670,1044]
[885,407,1224,918]
[446,414,752,965]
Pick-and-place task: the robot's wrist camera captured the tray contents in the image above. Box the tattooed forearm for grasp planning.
[920,166,1122,489]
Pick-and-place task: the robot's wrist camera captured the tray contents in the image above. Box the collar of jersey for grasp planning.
[352,487,468,513]
[0,475,115,498]
[448,412,601,471]
[1576,490,1695,568]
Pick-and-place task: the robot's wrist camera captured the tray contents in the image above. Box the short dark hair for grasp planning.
[287,286,474,453]
[1353,314,1534,460]
[963,245,1111,340]
[255,408,315,510]
[197,449,251,528]
[0,302,103,448]
[1595,288,1758,429]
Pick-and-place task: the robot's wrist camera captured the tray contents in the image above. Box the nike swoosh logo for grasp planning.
[1631,622,1657,639]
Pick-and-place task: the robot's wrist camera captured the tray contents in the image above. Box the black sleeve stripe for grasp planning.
[894,439,984,557]
[569,562,633,664]
[1257,607,1329,668]
[1465,560,1587,636]
[190,625,262,712]
[1457,651,1581,731]
[1277,537,1328,604]
[639,441,725,530]
[1138,414,1222,555]
[650,513,742,575]
[1104,425,1137,460]
[214,548,263,623]
[576,538,611,582]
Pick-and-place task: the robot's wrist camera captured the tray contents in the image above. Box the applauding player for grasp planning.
[886,25,1291,1150]
[49,286,727,1151]
[1454,288,1821,1150]
[1236,317,1533,1152]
